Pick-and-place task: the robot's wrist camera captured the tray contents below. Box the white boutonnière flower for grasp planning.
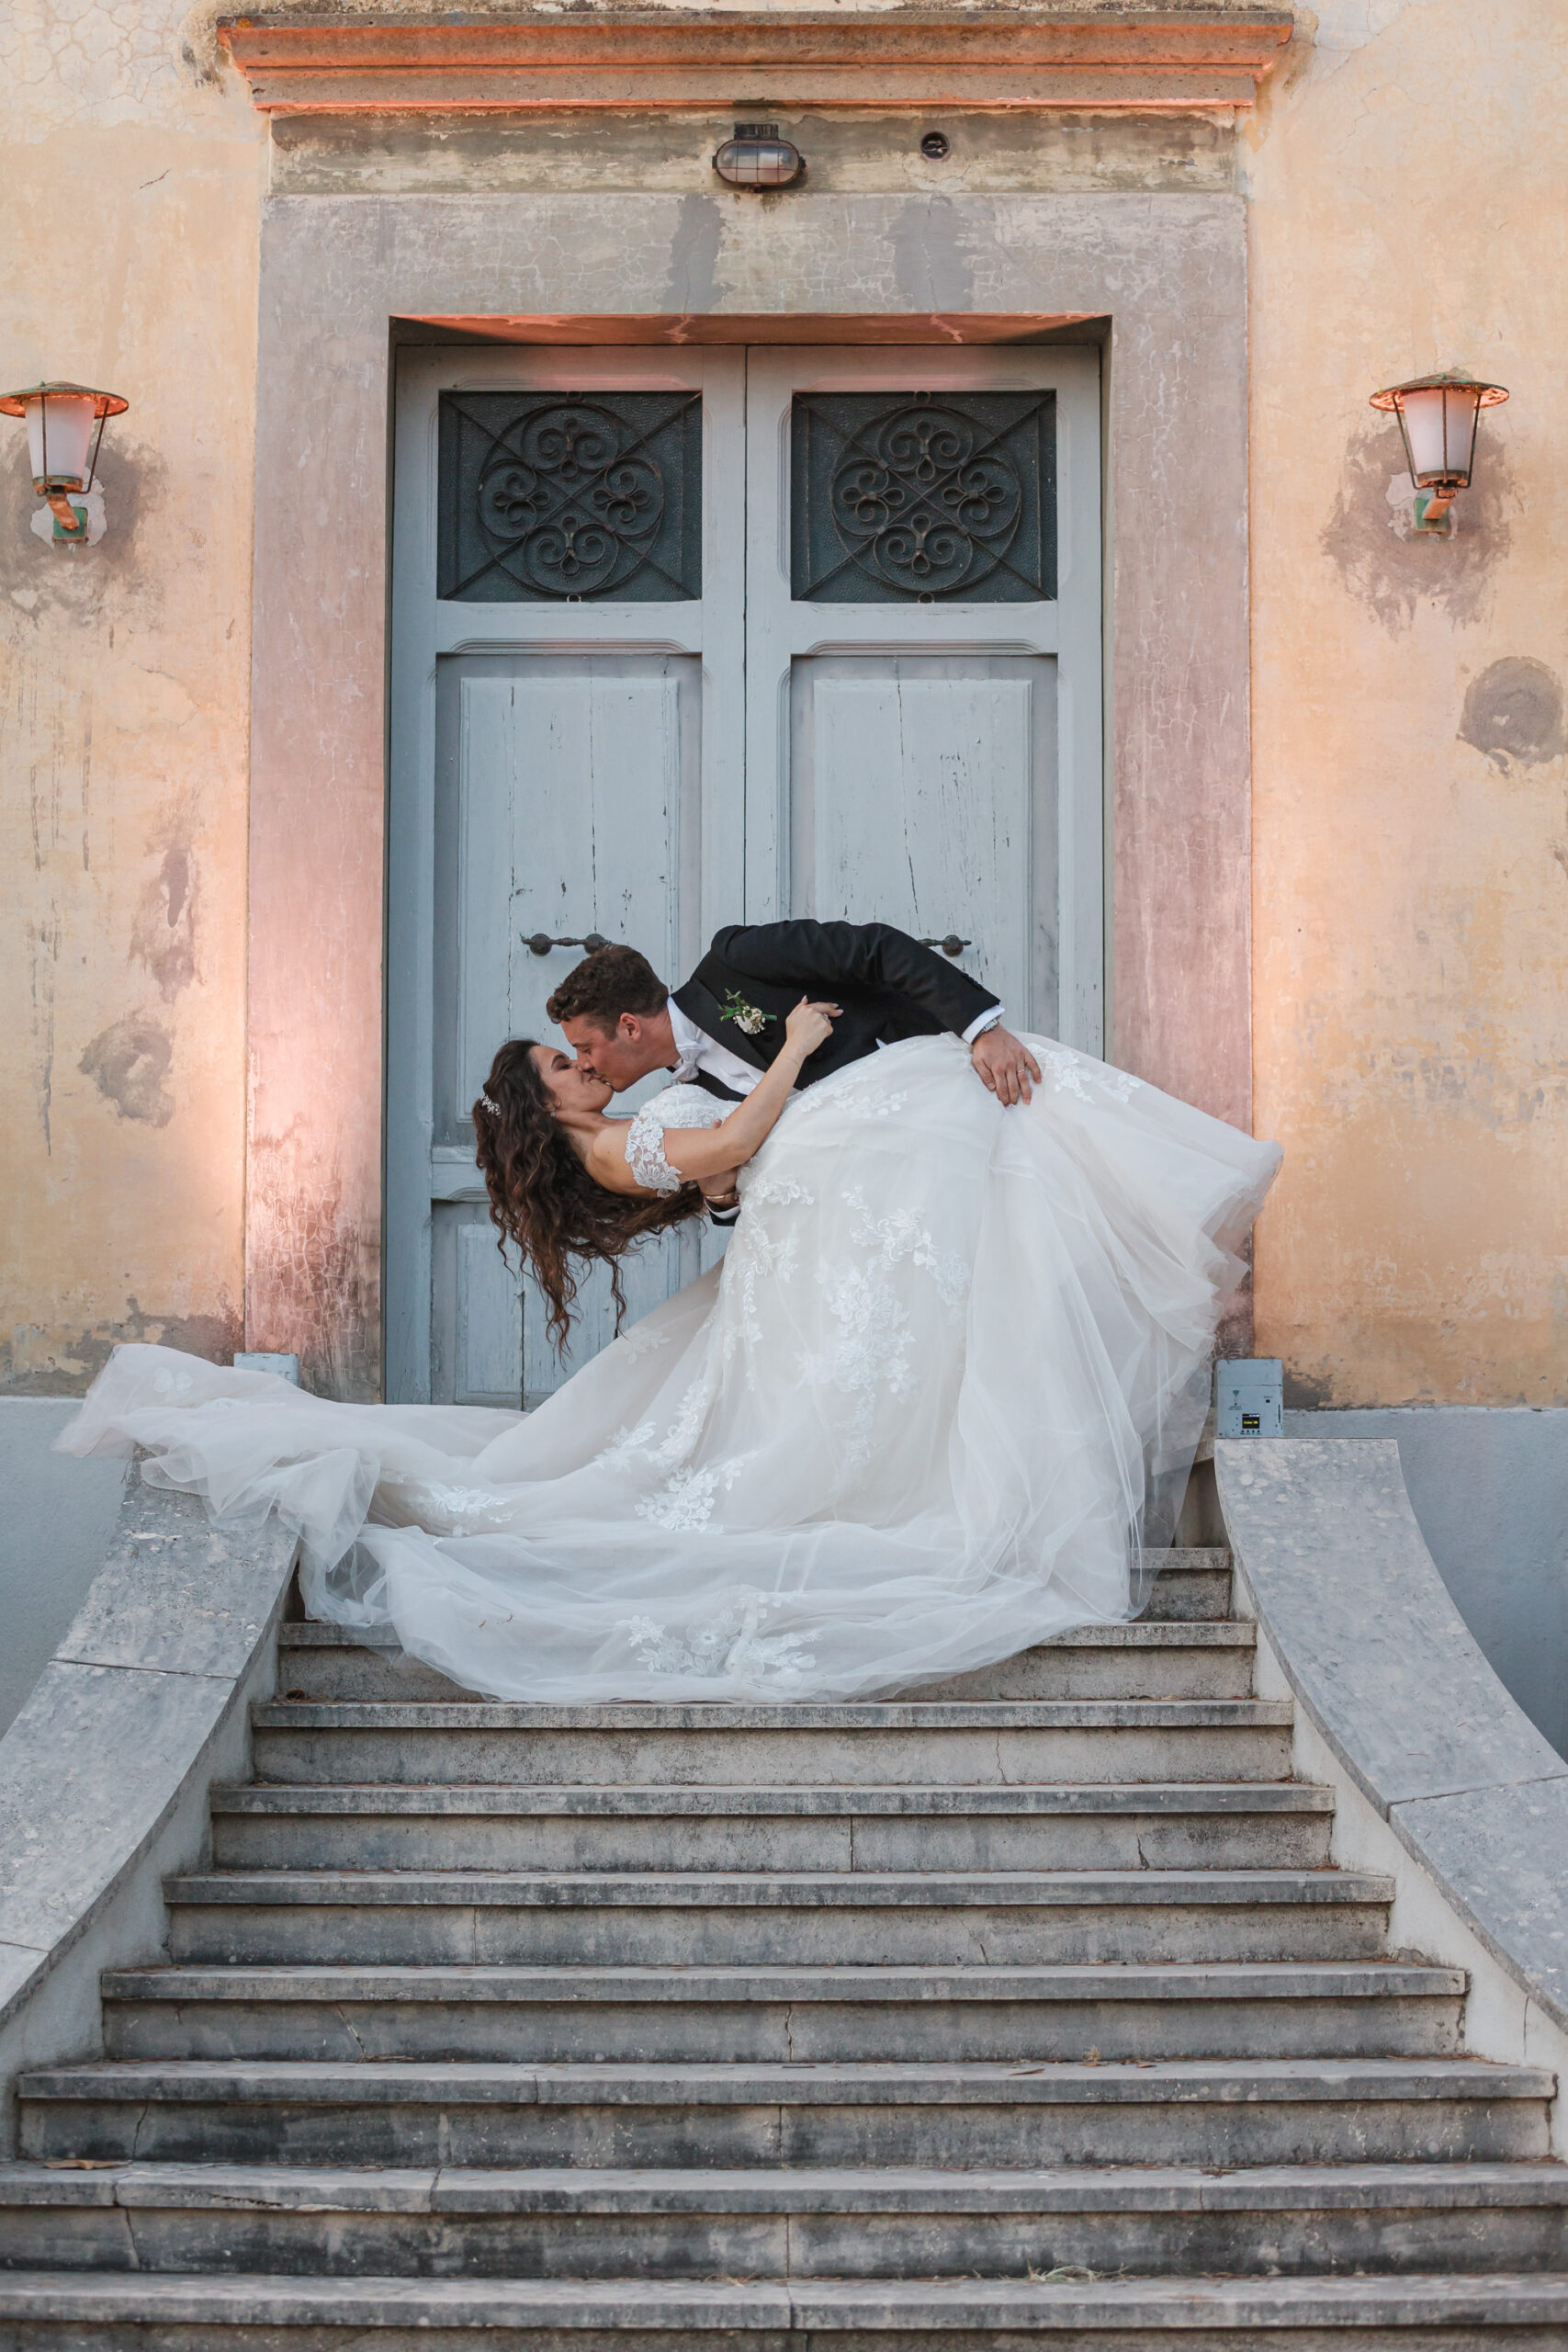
[721,988,774,1038]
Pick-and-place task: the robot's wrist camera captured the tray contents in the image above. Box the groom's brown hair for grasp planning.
[547,944,669,1035]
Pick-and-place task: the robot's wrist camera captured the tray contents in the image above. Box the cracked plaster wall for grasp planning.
[0,0,265,1389]
[1244,0,1568,1403]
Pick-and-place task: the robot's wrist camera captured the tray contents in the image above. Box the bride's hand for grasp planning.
[784,998,840,1058]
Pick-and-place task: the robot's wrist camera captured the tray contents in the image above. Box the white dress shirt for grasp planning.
[667,998,1002,1098]
[667,1000,766,1096]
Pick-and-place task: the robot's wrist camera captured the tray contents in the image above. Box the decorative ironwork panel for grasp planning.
[791,390,1055,603]
[438,391,702,602]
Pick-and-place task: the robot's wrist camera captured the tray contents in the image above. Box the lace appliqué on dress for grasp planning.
[791,1065,909,1127]
[800,1262,917,1469]
[842,1087,909,1122]
[375,1479,515,1536]
[740,1171,815,1210]
[617,1590,817,1687]
[595,1421,657,1470]
[723,1216,800,1368]
[615,1323,673,1363]
[846,1189,969,1318]
[1039,1046,1143,1105]
[634,1451,757,1532]
[648,1372,717,1472]
[788,1186,971,1470]
[624,1085,729,1195]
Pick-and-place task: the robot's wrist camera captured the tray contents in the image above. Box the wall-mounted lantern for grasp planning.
[0,380,128,547]
[714,122,804,190]
[1369,369,1508,534]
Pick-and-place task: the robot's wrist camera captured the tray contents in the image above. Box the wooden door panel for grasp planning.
[789,654,1053,1029]
[390,346,743,1405]
[445,658,693,1129]
[433,652,699,1403]
[430,1211,525,1408]
[744,345,1100,1055]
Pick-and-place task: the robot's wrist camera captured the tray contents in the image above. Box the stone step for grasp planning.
[276,1621,1258,1706]
[207,1778,1333,1873]
[1140,1548,1235,1620]
[919,1621,1257,1702]
[19,2058,1548,2171]
[6,2267,1568,2345]
[6,2267,1568,2347]
[250,1698,1296,1787]
[98,1960,1467,2064]
[160,1867,1394,1968]
[5,2161,1566,2282]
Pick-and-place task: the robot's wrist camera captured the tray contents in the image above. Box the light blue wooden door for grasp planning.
[388,345,1100,1406]
[747,349,1102,1049]
[433,653,704,1401]
[388,351,744,1406]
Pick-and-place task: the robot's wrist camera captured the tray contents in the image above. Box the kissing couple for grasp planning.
[62,919,1280,1703]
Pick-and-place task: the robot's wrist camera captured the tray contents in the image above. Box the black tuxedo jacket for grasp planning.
[671,920,999,1096]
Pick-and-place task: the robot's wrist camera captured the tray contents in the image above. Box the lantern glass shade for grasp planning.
[1397,384,1481,488]
[1369,373,1508,492]
[0,381,130,492]
[27,392,99,490]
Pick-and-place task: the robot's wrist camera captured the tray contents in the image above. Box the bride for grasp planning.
[61,1001,1280,1703]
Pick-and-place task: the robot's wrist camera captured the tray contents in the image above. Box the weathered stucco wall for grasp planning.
[0,2,265,1388]
[4,0,1564,1406]
[1245,0,1568,1405]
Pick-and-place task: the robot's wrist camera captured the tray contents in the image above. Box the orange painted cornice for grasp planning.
[220,6,1295,113]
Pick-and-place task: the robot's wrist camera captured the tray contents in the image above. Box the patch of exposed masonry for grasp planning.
[0,1299,242,1395]
[1321,421,1514,635]
[1321,0,1413,61]
[130,790,201,1001]
[1458,658,1565,775]
[890,196,975,313]
[246,1146,380,1399]
[79,1012,175,1126]
[661,192,722,313]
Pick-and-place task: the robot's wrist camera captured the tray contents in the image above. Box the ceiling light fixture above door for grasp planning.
[714,123,804,190]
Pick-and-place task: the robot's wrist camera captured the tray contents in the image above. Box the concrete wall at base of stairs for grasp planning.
[0,1469,297,2155]
[0,1403,130,1741]
[1283,1408,1568,1766]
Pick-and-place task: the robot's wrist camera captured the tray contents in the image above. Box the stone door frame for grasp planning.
[244,195,1250,1396]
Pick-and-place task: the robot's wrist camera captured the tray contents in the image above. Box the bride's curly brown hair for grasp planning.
[473,1038,703,1357]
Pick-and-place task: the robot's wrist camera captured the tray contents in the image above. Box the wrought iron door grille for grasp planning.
[791,390,1056,603]
[437,390,702,602]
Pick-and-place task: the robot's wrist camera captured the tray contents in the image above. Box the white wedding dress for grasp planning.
[61,1035,1280,1703]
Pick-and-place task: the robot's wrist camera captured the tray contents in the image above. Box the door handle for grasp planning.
[920,934,973,959]
[524,933,611,956]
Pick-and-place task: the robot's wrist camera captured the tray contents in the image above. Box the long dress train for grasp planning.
[60,1035,1280,1703]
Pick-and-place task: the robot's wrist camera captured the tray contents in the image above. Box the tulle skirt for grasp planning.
[60,1035,1280,1702]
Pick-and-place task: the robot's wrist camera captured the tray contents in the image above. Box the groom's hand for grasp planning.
[971,1024,1043,1107]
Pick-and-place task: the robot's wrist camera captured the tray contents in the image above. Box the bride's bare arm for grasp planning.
[587,1001,837,1194]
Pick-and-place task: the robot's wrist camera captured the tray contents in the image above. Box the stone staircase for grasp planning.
[4,1544,1568,2345]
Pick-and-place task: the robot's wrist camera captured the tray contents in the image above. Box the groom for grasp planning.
[547,919,1044,1108]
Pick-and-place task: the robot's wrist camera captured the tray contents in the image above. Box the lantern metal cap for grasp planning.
[0,381,130,420]
[1370,370,1508,412]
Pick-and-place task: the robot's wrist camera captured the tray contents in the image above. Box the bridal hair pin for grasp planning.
[478,1091,502,1118]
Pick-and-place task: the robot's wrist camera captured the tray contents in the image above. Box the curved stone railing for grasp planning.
[0,1464,296,2154]
[1216,1438,1568,2093]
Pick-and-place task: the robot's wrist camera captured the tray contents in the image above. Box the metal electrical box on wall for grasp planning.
[1216,1358,1284,1439]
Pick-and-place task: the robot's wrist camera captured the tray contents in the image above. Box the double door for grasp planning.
[388,343,1102,1405]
